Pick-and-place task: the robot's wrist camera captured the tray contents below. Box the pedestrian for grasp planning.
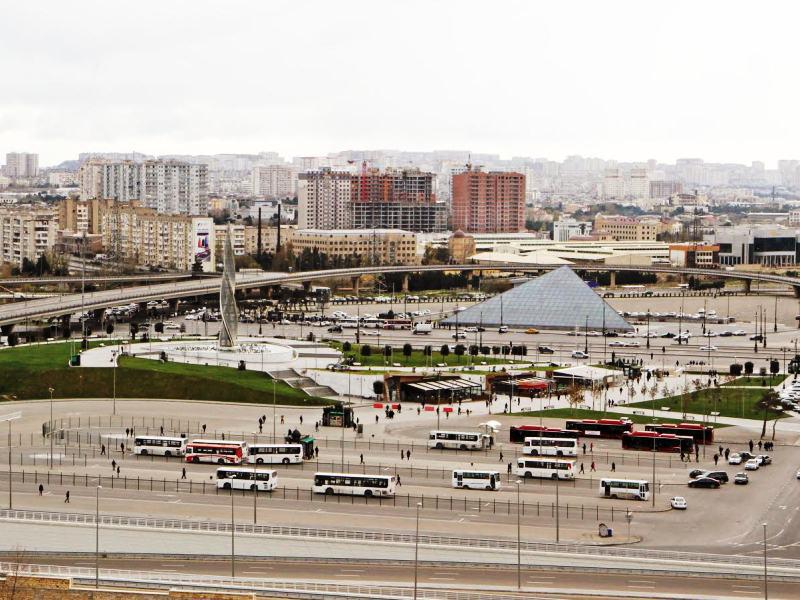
[116,466,120,476]
[299,415,303,425]
[375,415,379,424]
[111,459,117,470]
[125,428,130,437]
[401,450,405,460]
[360,453,364,464]
[160,425,164,436]
[314,446,319,458]
[417,407,421,415]
[719,445,723,457]
[280,415,284,425]
[758,440,763,451]
[714,454,719,466]
[749,439,754,452]
[590,461,596,472]
[120,442,125,454]
[406,449,411,461]
[724,448,730,460]
[507,462,512,474]
[181,467,187,479]
[100,444,106,456]
[579,463,585,474]
[259,423,263,433]
[315,422,319,432]
[64,490,70,503]
[590,442,593,453]
[611,462,616,472]
[458,407,462,415]
[582,443,587,455]
[445,411,449,420]
[397,475,402,487]
[38,483,44,496]
[695,446,699,462]
[202,424,207,434]
[499,451,504,462]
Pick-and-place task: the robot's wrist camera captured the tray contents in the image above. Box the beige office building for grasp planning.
[291,229,418,265]
[593,215,664,241]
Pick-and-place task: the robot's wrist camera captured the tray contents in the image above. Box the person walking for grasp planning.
[314,446,319,458]
[396,475,401,487]
[280,415,285,425]
[116,466,120,477]
[38,483,44,496]
[507,462,512,475]
[611,462,616,472]
[181,467,187,480]
[406,449,411,461]
[499,451,504,462]
[120,442,125,455]
[590,461,596,472]
[360,454,364,464]
[590,443,593,453]
[582,443,587,455]
[160,425,164,436]
[713,454,719,466]
[400,450,405,461]
[100,444,106,456]
[724,448,730,460]
[758,440,763,451]
[749,439,754,452]
[259,422,263,433]
[64,490,70,503]
[111,459,117,471]
[579,463,585,474]
[202,424,207,434]
[375,415,379,424]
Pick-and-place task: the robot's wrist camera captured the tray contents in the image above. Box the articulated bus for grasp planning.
[312,473,396,497]
[565,419,633,439]
[523,437,578,457]
[452,470,501,491]
[515,458,575,480]
[247,444,304,464]
[622,431,694,453]
[185,439,247,464]
[216,467,278,492]
[428,430,489,450]
[133,436,187,457]
[509,425,579,444]
[600,478,650,501]
[644,423,714,444]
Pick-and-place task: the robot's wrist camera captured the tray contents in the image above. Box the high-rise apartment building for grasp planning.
[0,204,58,267]
[79,160,208,215]
[451,168,525,233]
[602,168,625,199]
[4,152,39,179]
[628,168,650,199]
[649,180,683,199]
[350,168,446,232]
[297,168,353,229]
[251,165,297,199]
[57,197,114,234]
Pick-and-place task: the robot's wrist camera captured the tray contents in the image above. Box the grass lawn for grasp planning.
[0,342,331,406]
[629,387,784,420]
[516,408,730,427]
[329,341,524,368]
[722,374,787,387]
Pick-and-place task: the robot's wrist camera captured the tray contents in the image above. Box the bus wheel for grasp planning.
[325,487,334,495]
[556,451,563,457]
[192,457,200,463]
[223,483,231,490]
[486,485,492,491]
[140,449,148,456]
[435,443,443,450]
[531,450,539,456]
[257,458,264,464]
[250,484,257,491]
[217,458,225,465]
[282,457,290,464]
[525,472,532,479]
[551,473,558,479]
[164,451,171,457]
[459,444,467,450]
[364,490,373,497]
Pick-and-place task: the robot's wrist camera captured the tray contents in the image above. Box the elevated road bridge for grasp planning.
[1,264,798,328]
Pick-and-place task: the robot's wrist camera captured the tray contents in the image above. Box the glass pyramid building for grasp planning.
[442,266,633,332]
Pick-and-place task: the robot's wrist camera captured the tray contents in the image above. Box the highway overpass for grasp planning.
[1,263,798,328]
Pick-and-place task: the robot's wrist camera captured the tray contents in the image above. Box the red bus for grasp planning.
[565,419,633,439]
[622,431,694,453]
[644,423,714,444]
[510,425,579,444]
[185,439,247,464]
[383,319,412,330]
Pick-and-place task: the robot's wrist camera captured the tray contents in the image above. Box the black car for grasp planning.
[688,477,721,489]
[757,455,772,466]
[660,332,676,338]
[734,472,749,485]
[702,471,729,484]
[476,326,486,332]
[538,346,555,354]
[739,451,756,461]
[689,469,707,479]
[604,331,619,337]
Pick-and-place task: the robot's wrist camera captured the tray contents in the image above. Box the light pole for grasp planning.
[272,378,276,442]
[111,351,117,416]
[2,412,21,510]
[652,433,656,508]
[763,522,768,600]
[253,464,258,525]
[555,470,560,543]
[231,489,236,577]
[646,310,651,350]
[413,502,422,600]
[48,387,55,468]
[95,485,102,588]
[516,479,522,590]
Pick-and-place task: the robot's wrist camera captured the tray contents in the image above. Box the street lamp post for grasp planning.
[646,310,651,350]
[231,489,236,577]
[763,522,768,600]
[112,351,117,416]
[272,378,276,442]
[48,387,55,468]
[2,412,21,510]
[253,465,258,525]
[516,479,522,590]
[413,502,422,600]
[95,485,102,588]
[555,471,560,543]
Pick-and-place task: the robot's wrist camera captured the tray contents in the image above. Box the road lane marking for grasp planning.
[429,577,455,581]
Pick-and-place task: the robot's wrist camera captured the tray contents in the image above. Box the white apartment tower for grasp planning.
[297,169,352,229]
[602,168,625,199]
[251,164,297,199]
[79,159,208,215]
[4,152,39,178]
[628,168,650,199]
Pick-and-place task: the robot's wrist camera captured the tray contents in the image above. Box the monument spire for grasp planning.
[218,225,239,348]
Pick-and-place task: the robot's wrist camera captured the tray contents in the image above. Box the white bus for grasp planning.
[248,443,304,465]
[600,478,650,501]
[312,473,396,497]
[185,439,247,465]
[515,458,575,480]
[133,436,187,457]
[523,437,578,458]
[216,467,278,492]
[428,430,489,450]
[362,317,385,329]
[340,318,360,329]
[452,470,501,491]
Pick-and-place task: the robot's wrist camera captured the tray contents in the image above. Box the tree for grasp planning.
[373,380,385,400]
[360,344,372,358]
[7,332,18,347]
[105,323,114,335]
[154,322,164,334]
[481,345,490,356]
[566,384,584,415]
[129,322,139,340]
[758,390,780,439]
[770,360,780,376]
[342,341,352,353]
[744,361,754,376]
[403,343,413,364]
[440,344,450,359]
[729,363,743,376]
[454,344,465,363]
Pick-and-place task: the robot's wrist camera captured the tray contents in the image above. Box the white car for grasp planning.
[670,496,688,510]
[609,341,625,347]
[626,341,641,347]
[728,453,742,465]
[699,346,718,352]
[796,469,800,480]
[703,331,717,337]
[745,459,760,471]
[732,330,747,336]
[622,332,637,338]
[572,350,589,359]
[463,327,478,333]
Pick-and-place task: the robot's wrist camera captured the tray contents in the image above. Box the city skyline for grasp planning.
[2,0,799,165]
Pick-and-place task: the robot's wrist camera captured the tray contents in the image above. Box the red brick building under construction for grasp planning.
[451,167,525,233]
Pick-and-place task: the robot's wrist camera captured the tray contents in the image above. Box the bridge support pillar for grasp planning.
[0,324,14,336]
[609,271,617,288]
[351,276,360,296]
[743,279,751,294]
[793,285,800,299]
[401,274,410,293]
[60,315,71,337]
[302,281,312,293]
[168,299,179,313]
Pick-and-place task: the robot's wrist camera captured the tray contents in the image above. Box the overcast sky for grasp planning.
[1,0,797,166]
